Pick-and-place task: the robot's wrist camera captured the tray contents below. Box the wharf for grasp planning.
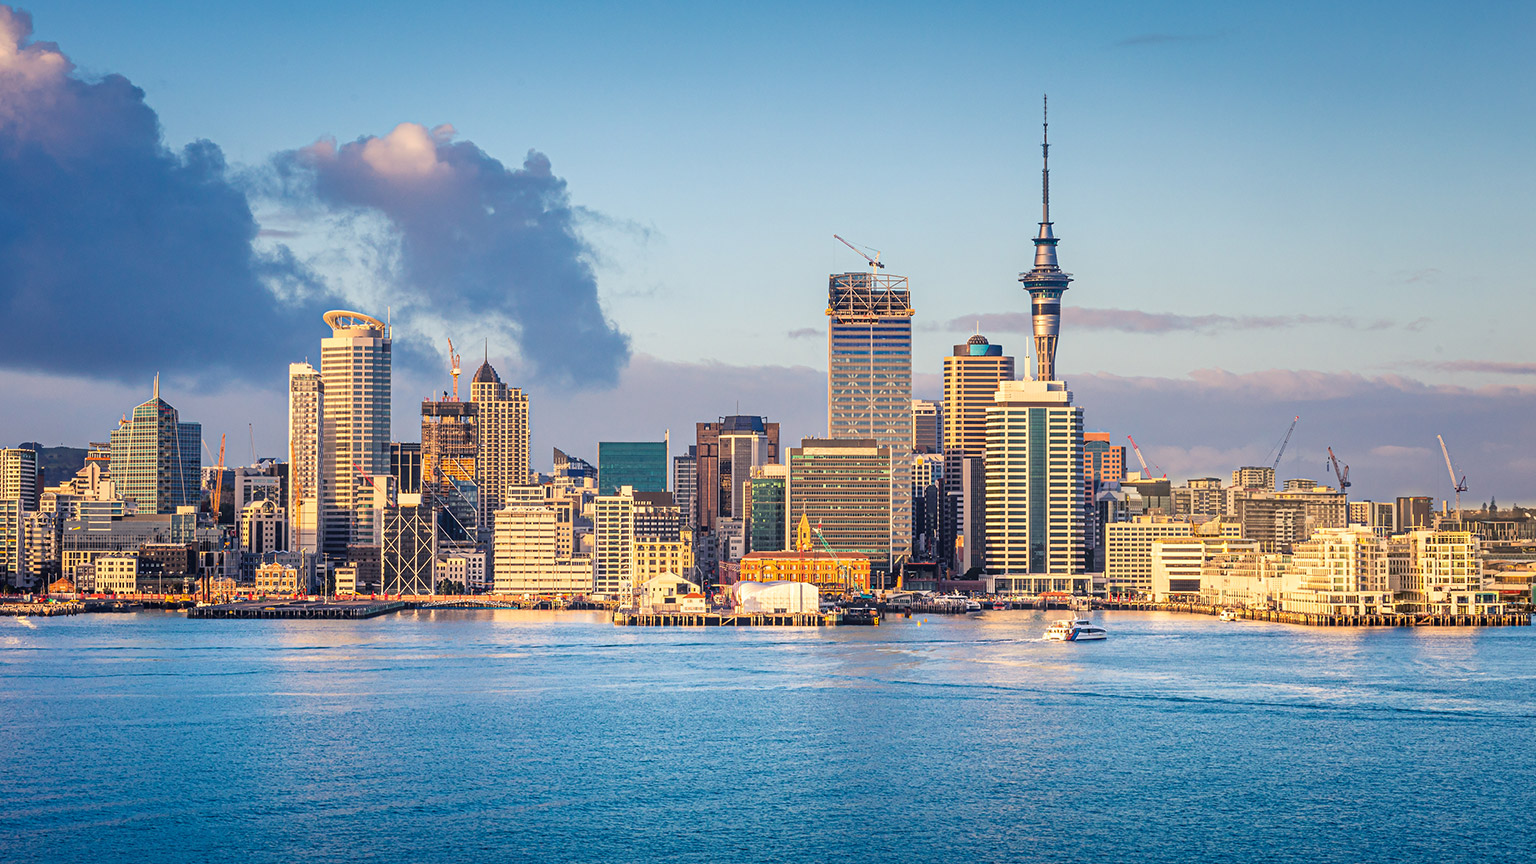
[614,611,837,627]
[188,599,408,620]
[1101,600,1530,627]
[0,601,82,617]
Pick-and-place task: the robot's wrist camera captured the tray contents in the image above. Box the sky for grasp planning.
[2,1,1533,504]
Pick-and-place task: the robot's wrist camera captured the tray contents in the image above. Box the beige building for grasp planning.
[1279,527,1397,616]
[470,357,531,538]
[318,310,391,557]
[255,562,301,596]
[640,572,701,613]
[1401,530,1503,615]
[1150,536,1259,601]
[95,553,139,595]
[1106,517,1242,596]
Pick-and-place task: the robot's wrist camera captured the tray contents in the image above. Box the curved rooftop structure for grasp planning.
[471,361,500,384]
[323,310,386,335]
[967,333,990,346]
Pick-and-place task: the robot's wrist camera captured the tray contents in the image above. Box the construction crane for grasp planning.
[1326,447,1351,503]
[1126,435,1165,479]
[1437,434,1468,522]
[833,234,885,279]
[1269,416,1300,479]
[447,337,462,401]
[811,522,856,597]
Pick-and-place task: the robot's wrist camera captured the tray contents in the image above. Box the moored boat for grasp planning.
[1044,617,1107,642]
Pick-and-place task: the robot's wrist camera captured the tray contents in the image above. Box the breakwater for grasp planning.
[1101,599,1529,627]
[0,601,82,617]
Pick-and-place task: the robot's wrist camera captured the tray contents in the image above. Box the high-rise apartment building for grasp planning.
[940,334,1015,570]
[0,448,38,511]
[1231,466,1276,491]
[108,378,202,515]
[593,487,636,599]
[984,379,1085,594]
[0,448,35,583]
[318,311,391,557]
[288,362,322,555]
[787,438,893,574]
[469,356,530,534]
[598,441,668,496]
[826,271,914,572]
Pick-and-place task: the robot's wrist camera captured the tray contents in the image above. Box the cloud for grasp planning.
[786,327,821,339]
[1064,367,1536,503]
[1433,360,1536,376]
[268,122,629,388]
[0,6,332,385]
[935,308,1401,335]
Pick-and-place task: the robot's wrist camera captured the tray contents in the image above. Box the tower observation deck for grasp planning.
[1018,96,1073,382]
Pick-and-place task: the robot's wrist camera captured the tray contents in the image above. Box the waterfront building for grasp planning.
[95,553,139,595]
[744,464,789,553]
[941,334,1015,572]
[421,398,478,544]
[1402,530,1502,615]
[826,268,914,575]
[633,492,694,587]
[436,551,486,593]
[0,498,22,585]
[598,441,668,496]
[108,378,202,515]
[239,499,286,555]
[593,486,637,599]
[1232,487,1346,553]
[1150,536,1260,601]
[1231,466,1277,491]
[984,379,1087,596]
[381,499,434,595]
[254,562,300,596]
[911,400,941,454]
[495,505,560,594]
[1106,516,1242,597]
[787,438,893,574]
[737,549,871,594]
[22,511,62,588]
[639,572,703,613]
[389,442,422,495]
[469,354,530,535]
[318,310,391,557]
[1199,547,1290,609]
[1279,526,1395,615]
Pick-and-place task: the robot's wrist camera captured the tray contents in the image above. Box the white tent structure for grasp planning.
[732,580,818,614]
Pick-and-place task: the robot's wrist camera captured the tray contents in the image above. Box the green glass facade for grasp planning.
[747,476,786,553]
[108,395,201,514]
[598,441,667,496]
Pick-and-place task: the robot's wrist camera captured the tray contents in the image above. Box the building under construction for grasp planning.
[421,399,478,546]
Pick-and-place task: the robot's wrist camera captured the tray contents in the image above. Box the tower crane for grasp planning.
[1437,434,1468,523]
[447,337,462,401]
[1326,447,1351,505]
[833,234,885,279]
[1269,416,1299,482]
[1126,435,1165,479]
[201,435,227,522]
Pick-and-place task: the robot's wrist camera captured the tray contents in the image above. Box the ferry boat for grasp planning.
[1219,608,1239,622]
[965,599,983,614]
[1044,617,1107,642]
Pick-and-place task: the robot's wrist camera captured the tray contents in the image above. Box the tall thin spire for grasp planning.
[153,372,160,401]
[1042,93,1050,227]
[1019,93,1072,382]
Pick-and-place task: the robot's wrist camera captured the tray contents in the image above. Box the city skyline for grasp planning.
[2,3,1533,503]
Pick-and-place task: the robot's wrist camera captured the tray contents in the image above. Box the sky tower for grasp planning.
[1018,95,1073,382]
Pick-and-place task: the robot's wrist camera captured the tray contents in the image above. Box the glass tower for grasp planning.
[108,378,201,515]
[597,442,667,496]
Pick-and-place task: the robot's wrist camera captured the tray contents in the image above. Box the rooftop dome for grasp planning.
[966,334,990,346]
[471,361,500,384]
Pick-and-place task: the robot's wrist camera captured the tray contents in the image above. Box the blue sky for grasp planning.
[3,1,1534,502]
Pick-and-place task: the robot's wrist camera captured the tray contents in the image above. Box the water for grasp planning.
[2,610,1533,864]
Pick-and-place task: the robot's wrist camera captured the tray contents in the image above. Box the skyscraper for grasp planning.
[318,310,391,557]
[287,362,322,555]
[693,417,780,532]
[108,377,201,515]
[826,270,914,572]
[421,398,477,544]
[985,379,1086,593]
[1018,97,1072,383]
[911,400,940,454]
[597,441,668,496]
[469,354,530,535]
[787,438,893,573]
[940,334,1015,570]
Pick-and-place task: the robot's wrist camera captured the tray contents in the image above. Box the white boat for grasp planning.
[1044,617,1107,642]
[965,599,982,614]
[1219,608,1239,622]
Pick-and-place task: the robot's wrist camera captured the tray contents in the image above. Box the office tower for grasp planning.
[745,464,788,553]
[239,499,286,554]
[421,398,478,544]
[787,438,893,573]
[382,500,434,594]
[940,334,1015,570]
[1082,431,1125,570]
[470,354,530,535]
[826,269,914,573]
[494,505,557,593]
[984,379,1085,594]
[319,311,391,557]
[108,377,202,514]
[597,441,668,496]
[288,362,323,555]
[911,453,943,558]
[911,400,940,454]
[672,446,697,527]
[390,442,422,495]
[1018,97,1072,382]
[1231,466,1276,491]
[0,449,28,578]
[0,448,38,511]
[593,487,636,599]
[694,417,780,531]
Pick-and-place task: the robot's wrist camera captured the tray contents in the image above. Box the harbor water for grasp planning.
[2,609,1533,863]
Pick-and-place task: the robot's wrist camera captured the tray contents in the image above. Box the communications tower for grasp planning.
[1018,95,1073,382]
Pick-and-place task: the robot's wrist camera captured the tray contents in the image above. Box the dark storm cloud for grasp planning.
[270,122,630,388]
[0,6,331,385]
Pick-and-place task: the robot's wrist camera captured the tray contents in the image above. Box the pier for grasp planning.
[614,611,837,627]
[1100,600,1530,627]
[188,600,408,620]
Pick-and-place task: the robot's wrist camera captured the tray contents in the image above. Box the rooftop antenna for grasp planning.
[1042,94,1050,226]
[153,372,160,401]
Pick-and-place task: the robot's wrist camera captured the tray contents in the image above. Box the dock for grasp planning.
[1100,600,1530,627]
[0,601,82,617]
[188,599,408,620]
[614,611,838,627]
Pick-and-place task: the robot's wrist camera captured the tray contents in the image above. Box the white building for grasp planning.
[984,379,1085,596]
[318,311,391,557]
[288,361,323,556]
[640,572,700,613]
[493,504,592,595]
[1107,517,1242,597]
[96,553,139,595]
[593,487,637,599]
[1403,530,1502,615]
[732,580,818,614]
[239,498,287,555]
[1151,536,1260,601]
